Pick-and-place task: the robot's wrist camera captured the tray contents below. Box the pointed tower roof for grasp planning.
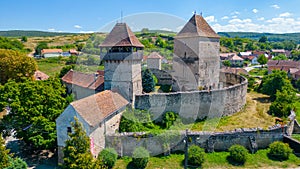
[99,23,144,48]
[177,14,220,38]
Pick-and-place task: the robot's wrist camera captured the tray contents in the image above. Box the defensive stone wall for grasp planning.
[134,72,247,122]
[106,125,287,156]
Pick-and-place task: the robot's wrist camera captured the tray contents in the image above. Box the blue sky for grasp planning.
[1,0,299,33]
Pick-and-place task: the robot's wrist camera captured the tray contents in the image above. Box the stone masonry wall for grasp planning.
[106,125,287,156]
[134,72,247,122]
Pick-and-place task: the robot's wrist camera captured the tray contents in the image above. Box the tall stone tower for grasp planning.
[173,14,220,91]
[100,23,144,102]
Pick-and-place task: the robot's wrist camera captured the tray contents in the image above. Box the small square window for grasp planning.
[67,127,72,133]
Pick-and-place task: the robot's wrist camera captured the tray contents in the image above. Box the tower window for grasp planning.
[67,127,72,133]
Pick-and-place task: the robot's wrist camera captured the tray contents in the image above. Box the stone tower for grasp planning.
[173,14,220,91]
[100,23,144,102]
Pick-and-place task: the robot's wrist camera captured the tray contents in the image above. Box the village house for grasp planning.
[56,90,129,161]
[147,52,163,70]
[34,70,49,80]
[41,49,63,58]
[61,70,104,100]
[267,60,300,76]
[228,54,244,67]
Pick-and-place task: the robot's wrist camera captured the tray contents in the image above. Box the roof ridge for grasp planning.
[124,23,133,46]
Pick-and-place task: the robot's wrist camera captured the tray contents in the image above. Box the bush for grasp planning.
[98,148,118,169]
[188,145,205,167]
[160,84,171,93]
[228,145,248,164]
[132,147,149,169]
[268,141,292,161]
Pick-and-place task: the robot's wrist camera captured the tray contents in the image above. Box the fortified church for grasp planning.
[56,14,248,161]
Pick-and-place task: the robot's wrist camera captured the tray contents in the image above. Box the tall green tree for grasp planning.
[257,54,268,66]
[261,70,294,101]
[142,69,155,93]
[35,42,48,55]
[0,78,70,150]
[0,49,37,84]
[259,36,268,43]
[62,117,96,169]
[0,135,10,168]
[269,87,296,117]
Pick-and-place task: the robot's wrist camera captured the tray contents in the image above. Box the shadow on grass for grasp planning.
[253,96,271,103]
[267,153,288,162]
[181,159,202,169]
[226,156,245,166]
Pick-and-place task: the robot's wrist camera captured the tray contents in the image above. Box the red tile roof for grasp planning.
[71,90,129,127]
[147,52,163,59]
[99,23,144,48]
[176,14,220,38]
[34,70,49,80]
[62,70,104,90]
[41,49,63,54]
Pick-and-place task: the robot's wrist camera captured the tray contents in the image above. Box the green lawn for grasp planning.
[294,101,300,122]
[292,134,300,142]
[36,59,65,77]
[114,149,300,169]
[249,68,268,76]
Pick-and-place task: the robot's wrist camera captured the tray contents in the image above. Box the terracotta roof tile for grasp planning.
[99,23,144,48]
[41,49,63,54]
[147,52,163,59]
[34,70,49,80]
[176,14,220,38]
[71,90,129,127]
[62,70,104,90]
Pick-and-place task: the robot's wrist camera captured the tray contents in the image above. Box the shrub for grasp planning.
[98,148,118,169]
[188,145,205,167]
[268,141,292,161]
[132,147,149,169]
[228,145,248,164]
[160,84,171,93]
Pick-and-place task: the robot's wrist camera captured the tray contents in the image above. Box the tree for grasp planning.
[269,87,296,117]
[272,54,288,60]
[35,42,48,55]
[4,157,27,169]
[259,36,268,43]
[223,60,231,67]
[62,117,96,169]
[0,78,70,150]
[228,145,248,164]
[0,49,37,84]
[142,69,155,93]
[132,147,149,169]
[257,54,268,66]
[260,70,294,101]
[0,135,10,168]
[59,65,75,78]
[21,36,27,42]
[98,148,117,169]
[188,145,205,167]
[268,141,292,161]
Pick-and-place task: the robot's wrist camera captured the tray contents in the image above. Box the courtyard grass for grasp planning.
[191,91,275,132]
[292,134,300,142]
[249,68,268,76]
[113,149,300,169]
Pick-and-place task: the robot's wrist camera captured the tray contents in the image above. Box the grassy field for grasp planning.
[292,134,300,142]
[191,91,275,132]
[293,101,300,122]
[36,59,66,77]
[113,149,300,169]
[249,68,268,76]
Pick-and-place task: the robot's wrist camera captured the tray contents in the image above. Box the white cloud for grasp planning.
[48,28,55,31]
[79,30,94,33]
[221,16,229,20]
[271,4,280,9]
[229,18,252,24]
[252,9,259,14]
[213,16,300,33]
[257,17,265,21]
[279,12,292,17]
[161,27,172,31]
[74,25,82,29]
[232,15,238,19]
[231,11,240,15]
[205,16,217,23]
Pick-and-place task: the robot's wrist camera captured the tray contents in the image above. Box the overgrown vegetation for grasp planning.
[188,145,205,167]
[228,145,248,165]
[268,141,293,161]
[98,148,118,169]
[132,147,150,169]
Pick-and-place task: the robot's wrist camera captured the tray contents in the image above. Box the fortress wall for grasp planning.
[134,73,247,121]
[106,125,287,156]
